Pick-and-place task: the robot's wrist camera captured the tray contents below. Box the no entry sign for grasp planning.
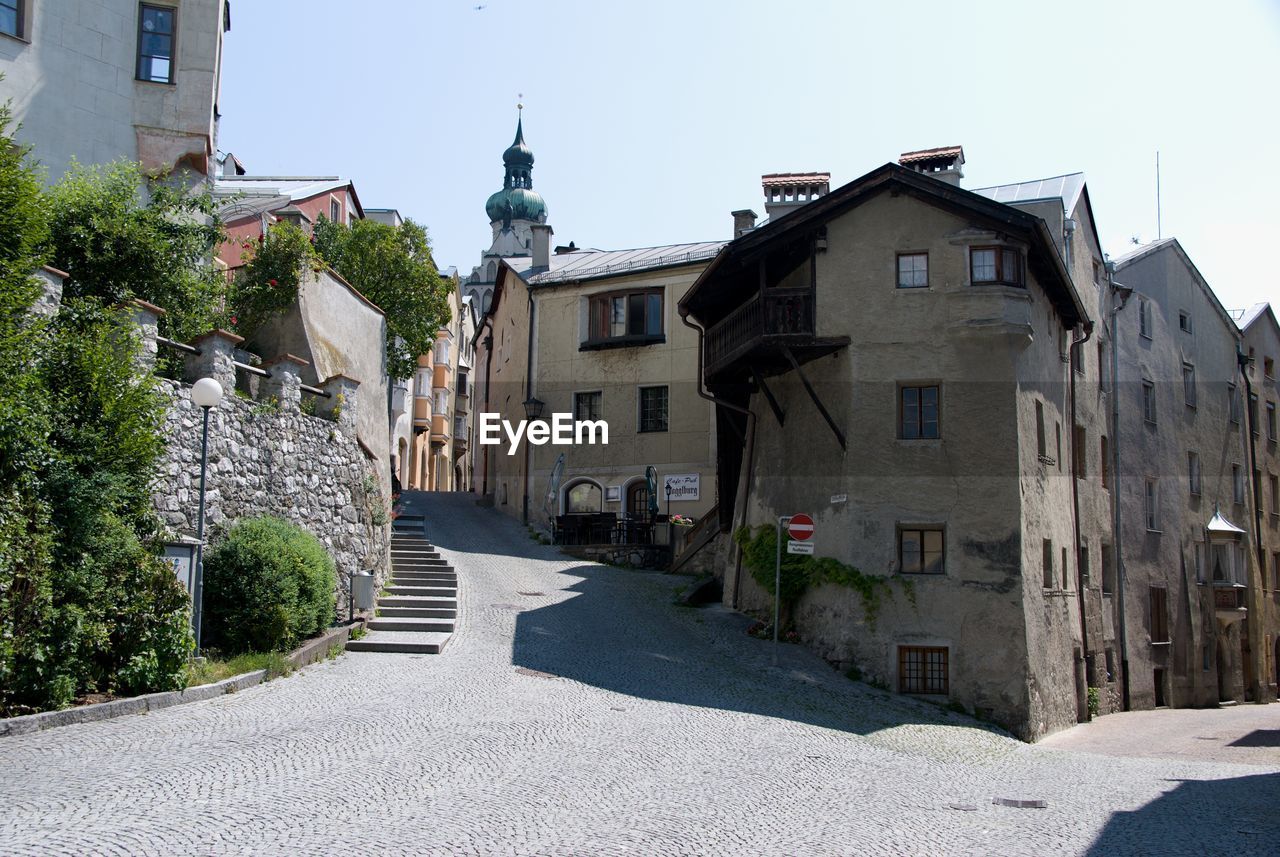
[788,514,814,541]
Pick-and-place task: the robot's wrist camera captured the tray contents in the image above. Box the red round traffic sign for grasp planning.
[788,514,814,540]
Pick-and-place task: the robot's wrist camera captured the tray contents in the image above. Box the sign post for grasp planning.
[773,514,814,664]
[774,516,788,663]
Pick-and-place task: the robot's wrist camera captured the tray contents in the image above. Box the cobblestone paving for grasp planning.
[2,492,1278,855]
[1041,703,1280,767]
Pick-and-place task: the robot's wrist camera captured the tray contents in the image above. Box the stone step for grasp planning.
[392,573,457,584]
[346,631,451,655]
[384,585,456,597]
[391,557,448,566]
[377,595,457,608]
[392,565,454,575]
[376,605,456,619]
[367,617,455,633]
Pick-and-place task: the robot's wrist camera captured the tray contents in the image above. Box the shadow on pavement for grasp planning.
[1085,772,1280,855]
[406,489,997,738]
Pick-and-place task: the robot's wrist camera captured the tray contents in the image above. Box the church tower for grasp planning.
[464,112,548,314]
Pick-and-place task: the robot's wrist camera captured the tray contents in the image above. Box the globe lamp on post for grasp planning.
[190,377,223,651]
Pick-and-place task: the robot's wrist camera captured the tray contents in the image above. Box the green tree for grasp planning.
[0,96,58,712]
[312,215,452,379]
[0,110,193,714]
[45,160,227,344]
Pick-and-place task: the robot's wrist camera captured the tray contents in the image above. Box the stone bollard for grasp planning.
[259,354,309,414]
[124,299,166,374]
[319,374,361,438]
[185,329,243,399]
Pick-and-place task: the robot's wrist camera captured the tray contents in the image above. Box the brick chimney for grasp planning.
[762,173,830,223]
[899,146,965,186]
[732,209,758,238]
[531,223,554,269]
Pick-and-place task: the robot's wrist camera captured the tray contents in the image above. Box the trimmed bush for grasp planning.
[202,517,336,655]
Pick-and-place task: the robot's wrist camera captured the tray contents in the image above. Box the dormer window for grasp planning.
[970,247,1024,287]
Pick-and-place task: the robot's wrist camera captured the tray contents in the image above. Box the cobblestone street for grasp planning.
[2,492,1278,855]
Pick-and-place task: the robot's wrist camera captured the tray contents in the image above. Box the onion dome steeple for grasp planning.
[485,108,547,225]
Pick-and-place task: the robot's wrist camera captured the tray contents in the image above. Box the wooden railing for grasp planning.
[704,289,814,369]
[1214,586,1246,610]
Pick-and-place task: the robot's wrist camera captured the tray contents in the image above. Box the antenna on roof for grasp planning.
[1156,150,1162,240]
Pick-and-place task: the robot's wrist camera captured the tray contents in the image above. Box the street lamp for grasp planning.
[520,396,544,523]
[522,396,545,420]
[190,376,223,651]
[665,481,672,517]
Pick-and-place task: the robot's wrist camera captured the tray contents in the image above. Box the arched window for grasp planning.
[565,481,602,514]
[482,290,492,313]
[487,261,497,282]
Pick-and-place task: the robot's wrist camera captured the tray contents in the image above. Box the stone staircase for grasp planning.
[345,514,455,654]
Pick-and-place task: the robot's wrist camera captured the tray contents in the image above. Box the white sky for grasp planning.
[218,0,1280,310]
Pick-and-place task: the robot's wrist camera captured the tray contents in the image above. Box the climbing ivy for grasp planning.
[733,525,912,628]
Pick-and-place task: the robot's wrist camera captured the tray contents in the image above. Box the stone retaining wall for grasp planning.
[137,310,390,616]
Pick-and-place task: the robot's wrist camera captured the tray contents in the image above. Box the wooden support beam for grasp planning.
[750,365,785,427]
[783,346,846,451]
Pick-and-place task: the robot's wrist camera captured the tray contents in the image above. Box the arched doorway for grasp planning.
[626,480,651,520]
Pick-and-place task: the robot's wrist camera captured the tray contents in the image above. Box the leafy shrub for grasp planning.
[228,221,320,336]
[734,524,907,628]
[202,517,336,655]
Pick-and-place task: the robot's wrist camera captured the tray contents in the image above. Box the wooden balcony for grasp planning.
[1213,583,1247,621]
[704,289,847,379]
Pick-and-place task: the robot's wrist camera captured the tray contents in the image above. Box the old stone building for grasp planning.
[1,0,230,186]
[1232,301,1280,696]
[1110,238,1260,709]
[404,275,474,492]
[681,153,1099,740]
[482,238,722,534]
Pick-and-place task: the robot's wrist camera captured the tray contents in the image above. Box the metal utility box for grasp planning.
[351,571,375,612]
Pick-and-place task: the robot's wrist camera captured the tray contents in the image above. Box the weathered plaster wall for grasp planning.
[1114,244,1252,708]
[0,0,225,184]
[532,265,717,524]
[727,191,1085,739]
[1238,309,1280,698]
[247,268,391,495]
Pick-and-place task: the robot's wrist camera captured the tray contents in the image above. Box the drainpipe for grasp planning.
[478,318,494,498]
[522,288,536,525]
[679,308,757,608]
[1108,265,1134,710]
[1069,319,1094,719]
[1238,349,1265,701]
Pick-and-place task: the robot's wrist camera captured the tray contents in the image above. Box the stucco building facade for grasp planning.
[682,155,1102,740]
[1,0,229,186]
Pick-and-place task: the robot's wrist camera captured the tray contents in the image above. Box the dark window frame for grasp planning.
[1,0,24,40]
[895,251,929,289]
[136,3,178,85]
[637,385,668,434]
[573,390,602,422]
[898,646,949,695]
[898,526,945,575]
[1142,380,1157,424]
[584,288,665,350]
[1149,586,1169,644]
[898,384,940,440]
[969,245,1024,287]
